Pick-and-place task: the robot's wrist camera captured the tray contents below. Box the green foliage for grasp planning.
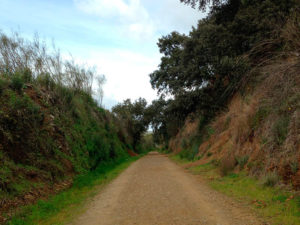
[112,98,149,150]
[136,133,155,153]
[0,71,131,201]
[148,0,298,145]
[0,77,7,94]
[36,73,55,91]
[180,0,224,10]
[22,68,33,83]
[206,126,215,139]
[10,73,24,91]
[290,160,299,174]
[272,194,288,203]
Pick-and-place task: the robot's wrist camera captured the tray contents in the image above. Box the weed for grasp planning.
[262,172,279,187]
[260,136,269,146]
[10,73,24,91]
[210,159,220,167]
[290,160,299,174]
[250,106,270,130]
[206,126,215,139]
[36,73,55,91]
[272,195,288,203]
[235,155,249,169]
[22,68,33,83]
[181,139,189,149]
[224,116,231,130]
[272,116,290,145]
[0,77,8,94]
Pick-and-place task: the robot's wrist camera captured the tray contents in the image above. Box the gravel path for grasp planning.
[70,152,264,225]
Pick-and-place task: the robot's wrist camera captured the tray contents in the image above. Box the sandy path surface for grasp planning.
[70,152,265,225]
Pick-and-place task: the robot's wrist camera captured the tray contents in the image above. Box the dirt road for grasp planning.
[70,152,264,225]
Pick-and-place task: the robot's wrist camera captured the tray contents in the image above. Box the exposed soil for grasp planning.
[69,152,266,225]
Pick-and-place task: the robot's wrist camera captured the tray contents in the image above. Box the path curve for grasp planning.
[70,152,264,225]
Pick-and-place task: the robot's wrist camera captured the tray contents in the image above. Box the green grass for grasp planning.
[171,155,300,225]
[170,154,191,164]
[7,156,140,225]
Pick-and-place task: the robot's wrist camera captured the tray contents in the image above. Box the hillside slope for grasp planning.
[169,56,300,189]
[0,33,133,222]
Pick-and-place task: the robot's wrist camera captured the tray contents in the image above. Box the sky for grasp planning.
[0,0,205,109]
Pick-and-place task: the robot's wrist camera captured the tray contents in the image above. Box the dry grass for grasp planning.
[220,155,237,177]
[169,11,300,187]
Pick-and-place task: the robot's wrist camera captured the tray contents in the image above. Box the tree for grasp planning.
[180,0,225,10]
[112,98,149,151]
[148,0,297,145]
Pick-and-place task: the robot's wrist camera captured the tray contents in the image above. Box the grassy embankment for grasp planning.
[170,154,300,225]
[7,156,140,225]
[0,32,145,224]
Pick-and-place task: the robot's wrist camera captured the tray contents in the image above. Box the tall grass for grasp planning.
[0,31,105,101]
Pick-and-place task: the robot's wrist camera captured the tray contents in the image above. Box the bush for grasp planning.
[0,77,7,94]
[22,68,33,82]
[262,172,279,187]
[36,73,55,91]
[10,73,24,91]
[220,156,237,177]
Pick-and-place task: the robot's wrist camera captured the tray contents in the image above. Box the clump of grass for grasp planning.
[272,116,290,146]
[250,106,270,130]
[10,73,24,92]
[224,116,231,130]
[262,171,280,187]
[206,126,215,139]
[210,159,220,167]
[0,77,8,94]
[290,160,299,174]
[181,139,189,149]
[235,155,249,169]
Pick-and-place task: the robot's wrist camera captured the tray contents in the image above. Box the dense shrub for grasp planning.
[10,73,24,91]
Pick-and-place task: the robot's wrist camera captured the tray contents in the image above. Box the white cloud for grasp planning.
[70,48,160,108]
[71,0,205,108]
[74,0,155,40]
